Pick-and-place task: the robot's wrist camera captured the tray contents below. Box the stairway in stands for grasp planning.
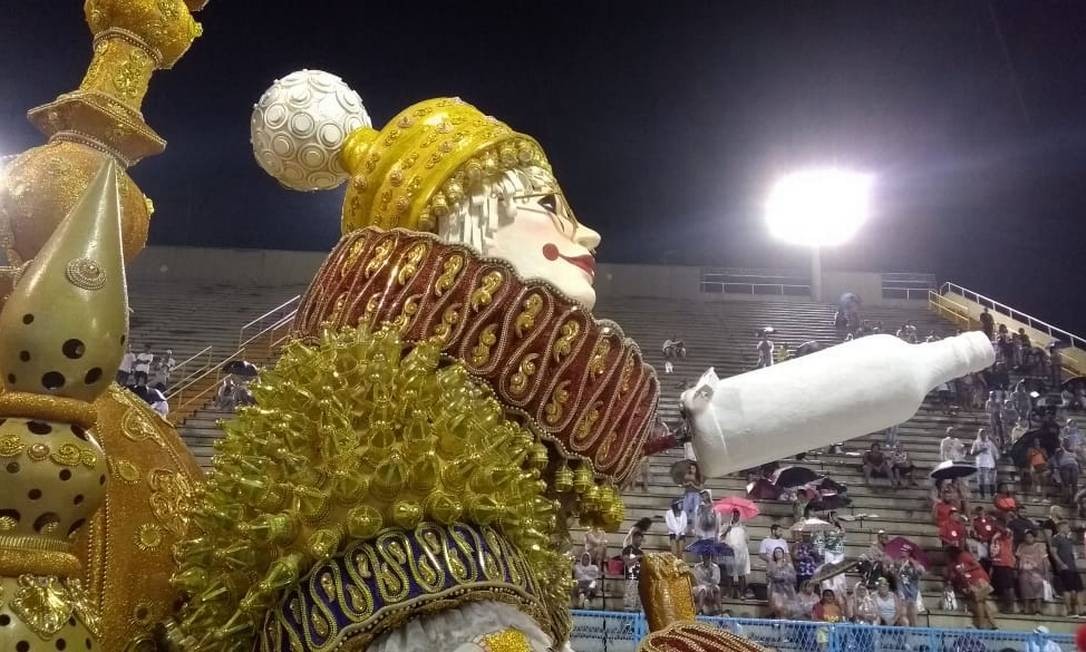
[588,297,1082,633]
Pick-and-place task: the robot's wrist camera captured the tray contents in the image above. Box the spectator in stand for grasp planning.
[133,343,154,385]
[849,582,879,624]
[1048,343,1063,391]
[755,331,774,369]
[933,482,963,527]
[621,531,645,612]
[1025,442,1049,501]
[694,491,720,543]
[1010,416,1030,449]
[1008,508,1038,547]
[216,376,239,411]
[989,517,1018,613]
[940,427,966,462]
[862,442,895,486]
[883,423,899,448]
[940,509,968,549]
[572,552,600,608]
[892,442,918,486]
[793,532,822,590]
[721,509,752,599]
[925,329,940,343]
[873,577,904,625]
[863,530,895,589]
[947,546,997,629]
[1028,626,1063,652]
[661,335,685,374]
[692,552,722,616]
[994,483,1021,514]
[971,507,997,568]
[1053,441,1080,504]
[584,525,608,571]
[1000,400,1020,451]
[995,324,1016,366]
[1063,419,1085,464]
[766,547,796,619]
[665,499,687,556]
[680,462,703,534]
[833,310,849,341]
[1015,328,1032,370]
[759,524,789,564]
[792,581,819,620]
[1051,521,1084,616]
[971,428,998,498]
[896,556,925,626]
[813,588,844,622]
[117,344,135,385]
[1016,530,1050,615]
[1010,381,1032,426]
[979,308,995,340]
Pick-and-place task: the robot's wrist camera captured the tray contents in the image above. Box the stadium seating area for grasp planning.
[130,279,1084,633]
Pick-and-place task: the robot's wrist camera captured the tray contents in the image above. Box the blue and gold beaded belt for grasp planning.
[258,522,555,651]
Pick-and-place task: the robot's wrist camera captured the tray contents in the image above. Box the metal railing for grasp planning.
[165,345,214,401]
[941,282,1086,350]
[701,268,812,297]
[570,611,1074,651]
[882,287,934,301]
[928,290,972,331]
[238,295,300,349]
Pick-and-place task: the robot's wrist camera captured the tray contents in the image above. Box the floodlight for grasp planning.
[766,169,872,247]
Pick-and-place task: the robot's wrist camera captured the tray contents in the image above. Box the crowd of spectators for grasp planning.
[117,342,175,416]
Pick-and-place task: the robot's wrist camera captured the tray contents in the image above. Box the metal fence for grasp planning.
[570,611,1074,652]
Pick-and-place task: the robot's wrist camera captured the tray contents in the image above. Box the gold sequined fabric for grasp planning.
[638,622,768,652]
[638,553,698,633]
[73,383,203,652]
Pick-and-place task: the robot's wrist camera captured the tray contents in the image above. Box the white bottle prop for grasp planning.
[683,332,994,478]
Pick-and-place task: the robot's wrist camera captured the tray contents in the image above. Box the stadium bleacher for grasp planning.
[132,279,1084,633]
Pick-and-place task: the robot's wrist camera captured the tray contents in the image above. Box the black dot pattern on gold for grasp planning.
[59,469,71,481]
[16,640,29,652]
[27,421,52,435]
[0,508,20,523]
[67,518,85,536]
[21,313,33,324]
[56,638,67,650]
[71,425,88,441]
[62,339,85,359]
[0,613,10,625]
[6,462,19,473]
[98,474,105,485]
[28,489,41,500]
[86,638,92,649]
[84,367,102,384]
[33,512,59,532]
[120,334,126,345]
[73,494,84,505]
[42,371,66,390]
[19,351,30,362]
[6,374,15,384]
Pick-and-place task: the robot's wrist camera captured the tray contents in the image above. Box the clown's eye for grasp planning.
[538,194,557,213]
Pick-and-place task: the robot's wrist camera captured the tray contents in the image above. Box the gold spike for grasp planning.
[0,160,128,402]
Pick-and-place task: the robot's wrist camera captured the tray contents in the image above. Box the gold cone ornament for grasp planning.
[0,161,128,650]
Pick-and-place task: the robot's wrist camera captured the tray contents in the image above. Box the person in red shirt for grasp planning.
[946,546,997,629]
[993,483,1021,514]
[971,507,997,573]
[988,520,1018,614]
[940,510,968,549]
[933,484,959,527]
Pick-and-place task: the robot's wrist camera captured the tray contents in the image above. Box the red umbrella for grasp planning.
[882,536,931,569]
[712,496,760,521]
[746,479,782,500]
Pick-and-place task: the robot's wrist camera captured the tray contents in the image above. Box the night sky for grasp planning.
[2,2,1085,332]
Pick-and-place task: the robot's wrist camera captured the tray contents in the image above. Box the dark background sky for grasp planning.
[2,2,1085,331]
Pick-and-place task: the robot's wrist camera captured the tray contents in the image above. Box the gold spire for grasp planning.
[0,161,128,403]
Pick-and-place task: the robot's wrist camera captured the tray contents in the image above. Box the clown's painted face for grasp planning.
[487,190,601,309]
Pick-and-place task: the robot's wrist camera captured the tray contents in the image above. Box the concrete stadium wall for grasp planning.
[131,245,922,308]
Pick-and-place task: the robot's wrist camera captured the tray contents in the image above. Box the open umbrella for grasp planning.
[790,518,834,534]
[224,359,259,378]
[815,478,847,494]
[882,536,931,569]
[808,494,852,512]
[929,460,977,481]
[669,459,702,486]
[712,496,760,521]
[771,465,819,489]
[685,539,734,557]
[746,479,782,501]
[1009,427,1060,466]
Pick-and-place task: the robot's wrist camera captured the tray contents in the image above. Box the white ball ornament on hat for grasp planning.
[250,69,371,191]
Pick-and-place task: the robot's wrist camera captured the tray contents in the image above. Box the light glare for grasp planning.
[766,169,873,246]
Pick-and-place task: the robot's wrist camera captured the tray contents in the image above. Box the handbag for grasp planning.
[1043,579,1055,602]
